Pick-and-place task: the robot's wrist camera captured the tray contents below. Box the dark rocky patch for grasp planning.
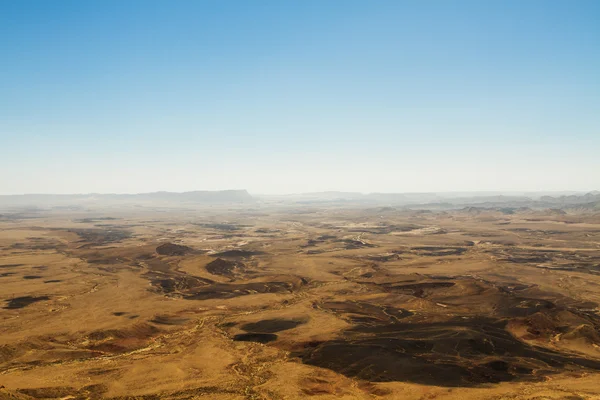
[293,316,600,386]
[255,228,280,234]
[233,333,278,343]
[10,241,62,250]
[85,367,119,376]
[507,255,553,263]
[143,258,216,295]
[68,228,132,245]
[205,258,244,277]
[148,274,213,293]
[44,279,62,283]
[3,295,50,309]
[112,312,127,316]
[379,281,455,297]
[145,254,303,300]
[87,324,160,341]
[211,249,264,258]
[278,272,600,386]
[536,264,600,274]
[364,253,401,262]
[411,246,467,256]
[23,275,43,279]
[183,280,302,300]
[343,239,376,249]
[156,243,192,256]
[0,264,24,268]
[301,239,321,247]
[240,319,306,333]
[18,383,108,399]
[0,272,16,277]
[84,255,126,265]
[486,248,600,275]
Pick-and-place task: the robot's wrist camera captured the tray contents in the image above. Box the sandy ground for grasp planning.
[1,206,600,399]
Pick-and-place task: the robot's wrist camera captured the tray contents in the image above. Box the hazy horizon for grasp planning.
[2,0,599,195]
[0,188,597,197]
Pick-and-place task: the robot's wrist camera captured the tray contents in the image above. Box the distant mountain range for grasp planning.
[0,190,254,207]
[0,190,598,211]
[255,191,600,209]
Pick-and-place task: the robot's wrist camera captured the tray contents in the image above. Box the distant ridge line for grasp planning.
[0,190,255,205]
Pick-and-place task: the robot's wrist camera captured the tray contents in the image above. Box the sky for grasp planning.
[1,0,599,195]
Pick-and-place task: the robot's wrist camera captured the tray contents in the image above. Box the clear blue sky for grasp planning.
[1,0,598,194]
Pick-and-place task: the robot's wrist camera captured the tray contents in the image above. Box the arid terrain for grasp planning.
[2,195,600,399]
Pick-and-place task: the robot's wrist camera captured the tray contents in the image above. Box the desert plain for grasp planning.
[2,196,600,399]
